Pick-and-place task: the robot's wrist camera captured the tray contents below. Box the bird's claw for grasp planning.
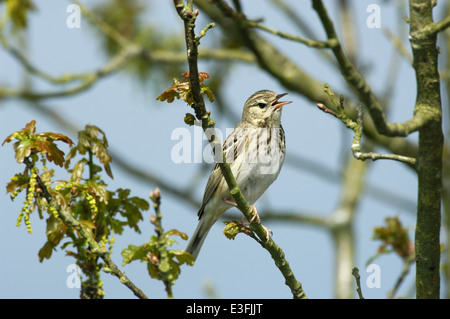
[248,205,272,242]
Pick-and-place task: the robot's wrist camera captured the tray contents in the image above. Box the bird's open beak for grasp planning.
[272,93,292,109]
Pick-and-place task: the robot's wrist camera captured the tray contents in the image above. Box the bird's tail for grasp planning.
[185,213,218,261]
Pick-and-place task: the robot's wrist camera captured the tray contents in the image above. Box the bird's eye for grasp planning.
[258,103,266,109]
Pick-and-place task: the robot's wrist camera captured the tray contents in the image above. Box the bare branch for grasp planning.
[247,21,337,49]
[430,15,450,34]
[312,0,429,138]
[352,267,365,299]
[388,256,415,299]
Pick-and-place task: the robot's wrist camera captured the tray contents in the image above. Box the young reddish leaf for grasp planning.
[85,180,109,204]
[157,72,213,106]
[71,159,87,185]
[6,173,29,195]
[42,140,66,167]
[198,72,210,81]
[14,139,33,163]
[4,121,73,166]
[184,113,196,126]
[86,125,109,147]
[373,216,414,260]
[178,87,194,105]
[181,71,190,80]
[38,241,54,262]
[3,121,35,146]
[65,125,113,179]
[38,132,74,148]
[2,132,18,146]
[91,143,113,179]
[201,87,215,103]
[24,120,37,134]
[156,87,179,103]
[77,130,91,154]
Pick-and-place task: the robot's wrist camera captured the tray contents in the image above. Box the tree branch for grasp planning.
[173,0,307,299]
[409,0,443,299]
[247,20,337,49]
[317,85,417,167]
[194,0,421,173]
[329,154,368,299]
[350,107,417,166]
[430,15,450,34]
[0,1,254,102]
[1,46,141,100]
[311,0,429,138]
[352,267,365,299]
[388,255,415,299]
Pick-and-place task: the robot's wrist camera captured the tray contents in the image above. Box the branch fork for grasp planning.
[317,84,417,167]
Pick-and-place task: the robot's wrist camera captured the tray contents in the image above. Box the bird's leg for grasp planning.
[222,199,247,224]
[223,199,237,206]
[248,205,272,242]
[222,200,259,223]
[249,205,260,223]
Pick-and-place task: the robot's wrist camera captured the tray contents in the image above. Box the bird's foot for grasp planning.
[248,205,272,242]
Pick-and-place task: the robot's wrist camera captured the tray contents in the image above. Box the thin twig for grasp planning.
[247,21,336,49]
[430,15,450,34]
[388,255,415,299]
[317,84,417,167]
[351,106,417,166]
[0,2,253,102]
[194,0,421,172]
[312,0,428,138]
[352,267,365,299]
[0,38,140,100]
[383,29,413,65]
[149,188,174,298]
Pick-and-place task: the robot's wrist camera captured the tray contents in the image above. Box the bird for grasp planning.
[185,90,291,261]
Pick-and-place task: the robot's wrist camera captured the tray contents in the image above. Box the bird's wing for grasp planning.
[197,126,248,219]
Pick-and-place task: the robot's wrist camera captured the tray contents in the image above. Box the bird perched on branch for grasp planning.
[186,90,291,260]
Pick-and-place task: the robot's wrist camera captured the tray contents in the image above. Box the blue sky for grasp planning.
[1,0,447,299]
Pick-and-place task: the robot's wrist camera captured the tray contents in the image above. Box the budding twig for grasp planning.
[352,267,365,299]
[317,84,417,167]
